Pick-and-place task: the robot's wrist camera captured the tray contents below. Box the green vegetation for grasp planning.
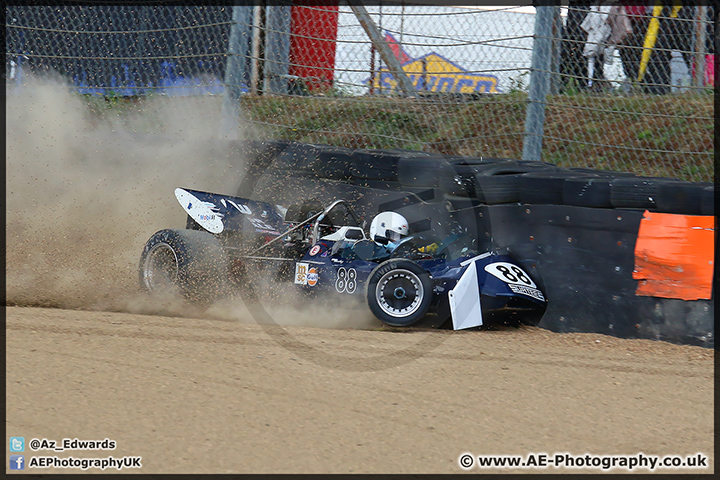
[541,94,714,181]
[85,92,714,182]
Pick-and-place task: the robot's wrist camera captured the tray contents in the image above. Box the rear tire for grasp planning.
[366,259,433,327]
[139,229,229,305]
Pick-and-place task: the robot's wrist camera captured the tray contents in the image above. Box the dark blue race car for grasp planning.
[139,188,547,329]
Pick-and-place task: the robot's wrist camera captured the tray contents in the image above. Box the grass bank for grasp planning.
[87,92,715,182]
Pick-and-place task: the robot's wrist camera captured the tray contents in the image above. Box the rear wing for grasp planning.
[175,187,285,236]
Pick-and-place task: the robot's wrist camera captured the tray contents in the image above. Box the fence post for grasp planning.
[522,5,556,162]
[693,6,708,89]
[263,3,292,95]
[347,0,416,97]
[221,6,252,138]
[549,6,563,95]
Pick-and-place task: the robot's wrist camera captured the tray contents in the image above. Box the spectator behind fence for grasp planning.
[559,3,594,92]
[619,2,694,94]
[560,1,631,93]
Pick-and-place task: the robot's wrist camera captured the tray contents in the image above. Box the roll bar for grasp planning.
[250,199,362,254]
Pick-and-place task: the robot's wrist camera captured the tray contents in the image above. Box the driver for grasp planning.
[368,211,464,258]
[369,211,410,249]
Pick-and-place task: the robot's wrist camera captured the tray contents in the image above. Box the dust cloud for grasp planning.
[5,74,379,330]
[6,74,239,310]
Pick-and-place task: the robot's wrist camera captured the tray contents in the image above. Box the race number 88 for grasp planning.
[484,262,536,288]
[335,267,357,294]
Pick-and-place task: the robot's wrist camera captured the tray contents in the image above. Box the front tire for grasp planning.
[366,259,432,327]
[139,229,229,305]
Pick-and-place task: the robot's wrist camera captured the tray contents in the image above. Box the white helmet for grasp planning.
[369,211,409,243]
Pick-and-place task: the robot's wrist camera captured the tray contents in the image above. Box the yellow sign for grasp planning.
[370,52,500,94]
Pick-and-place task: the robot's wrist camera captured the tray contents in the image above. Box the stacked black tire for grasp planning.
[231,140,445,222]
[403,151,713,216]
[232,139,714,217]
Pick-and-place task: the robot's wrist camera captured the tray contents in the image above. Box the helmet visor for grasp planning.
[387,230,403,243]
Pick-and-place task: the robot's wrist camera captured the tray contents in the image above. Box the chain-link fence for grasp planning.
[6,5,231,95]
[546,3,715,181]
[5,2,714,181]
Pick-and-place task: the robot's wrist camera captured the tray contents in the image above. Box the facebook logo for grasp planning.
[10,437,25,452]
[9,455,25,470]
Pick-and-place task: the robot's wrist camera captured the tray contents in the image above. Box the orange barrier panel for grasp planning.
[633,211,715,301]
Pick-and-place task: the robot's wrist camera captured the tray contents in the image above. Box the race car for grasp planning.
[139,187,547,329]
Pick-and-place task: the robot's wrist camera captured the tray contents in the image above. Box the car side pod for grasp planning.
[447,254,490,330]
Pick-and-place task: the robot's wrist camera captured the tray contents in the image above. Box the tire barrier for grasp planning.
[701,186,714,215]
[563,176,616,208]
[230,140,714,347]
[609,177,685,210]
[348,149,401,181]
[518,169,593,205]
[438,160,559,202]
[397,154,452,187]
[655,181,715,215]
[233,139,294,198]
[494,205,714,346]
[271,141,325,173]
[314,148,354,181]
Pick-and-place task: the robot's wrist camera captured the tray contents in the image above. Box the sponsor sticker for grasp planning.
[307,267,318,286]
[368,34,500,94]
[248,217,279,234]
[295,262,309,285]
[226,198,252,215]
[175,188,224,234]
[309,245,321,257]
[508,284,545,302]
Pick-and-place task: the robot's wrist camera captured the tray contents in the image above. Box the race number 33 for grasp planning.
[484,262,536,288]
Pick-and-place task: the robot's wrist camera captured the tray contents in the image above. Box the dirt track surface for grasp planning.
[6,75,714,475]
[6,306,714,474]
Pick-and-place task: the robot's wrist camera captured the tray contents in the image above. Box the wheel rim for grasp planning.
[143,242,179,292]
[375,269,424,318]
